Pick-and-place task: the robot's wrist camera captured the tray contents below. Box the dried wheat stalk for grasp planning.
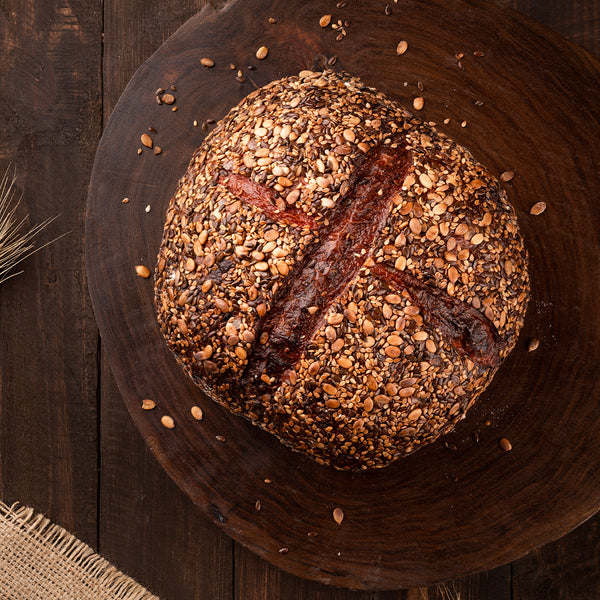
[0,168,60,285]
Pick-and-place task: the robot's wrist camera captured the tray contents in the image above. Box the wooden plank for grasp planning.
[235,545,372,600]
[501,0,599,55]
[99,1,234,598]
[512,512,600,600]
[504,3,600,599]
[0,0,101,541]
[99,357,233,598]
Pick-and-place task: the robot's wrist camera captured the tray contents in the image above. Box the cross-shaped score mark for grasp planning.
[219,139,504,400]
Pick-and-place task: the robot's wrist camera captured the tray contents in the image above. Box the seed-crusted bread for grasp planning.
[155,70,529,470]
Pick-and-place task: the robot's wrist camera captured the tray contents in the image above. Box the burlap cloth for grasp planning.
[0,501,160,600]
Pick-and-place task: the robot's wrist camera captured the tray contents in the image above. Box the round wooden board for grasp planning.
[85,0,600,590]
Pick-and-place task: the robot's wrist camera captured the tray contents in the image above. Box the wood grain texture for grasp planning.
[99,1,234,598]
[0,0,101,541]
[512,512,600,600]
[0,1,598,599]
[86,0,600,590]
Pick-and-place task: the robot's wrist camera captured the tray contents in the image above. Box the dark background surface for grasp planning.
[0,1,599,598]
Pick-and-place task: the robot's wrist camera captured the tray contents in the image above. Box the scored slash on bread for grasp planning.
[219,140,504,404]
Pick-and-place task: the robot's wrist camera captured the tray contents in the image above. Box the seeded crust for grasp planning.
[155,70,530,470]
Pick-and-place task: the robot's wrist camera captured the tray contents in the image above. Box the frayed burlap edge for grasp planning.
[0,501,160,600]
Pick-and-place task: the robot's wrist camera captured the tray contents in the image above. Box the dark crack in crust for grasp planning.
[154,70,530,470]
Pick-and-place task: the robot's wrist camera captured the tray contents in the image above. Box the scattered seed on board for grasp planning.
[137,148,142,155]
[333,507,344,525]
[320,14,332,27]
[135,265,150,278]
[530,201,547,215]
[141,133,153,148]
[191,405,203,420]
[145,205,151,213]
[461,120,468,127]
[413,96,424,111]
[256,46,269,60]
[268,17,276,23]
[264,478,272,484]
[200,57,214,67]
[154,146,162,155]
[161,415,175,429]
[141,399,156,410]
[279,547,288,554]
[501,170,515,182]
[162,93,175,105]
[255,499,261,511]
[216,435,226,442]
[193,120,198,127]
[122,197,129,204]
[396,40,408,55]
[499,438,512,452]
[528,338,540,352]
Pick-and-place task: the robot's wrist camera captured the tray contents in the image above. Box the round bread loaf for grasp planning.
[155,70,529,470]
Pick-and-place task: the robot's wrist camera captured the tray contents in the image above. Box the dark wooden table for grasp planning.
[1,1,598,598]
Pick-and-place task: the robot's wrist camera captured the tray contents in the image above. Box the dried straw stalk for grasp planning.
[0,168,60,285]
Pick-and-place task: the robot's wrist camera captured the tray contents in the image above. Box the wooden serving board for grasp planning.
[85,0,600,589]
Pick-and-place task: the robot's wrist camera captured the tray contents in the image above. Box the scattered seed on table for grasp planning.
[155,87,165,96]
[216,435,226,442]
[191,405,203,420]
[279,547,288,554]
[256,46,269,60]
[135,265,150,278]
[171,106,178,112]
[137,148,142,155]
[145,205,151,213]
[530,201,546,215]
[499,438,512,452]
[528,338,540,352]
[154,146,162,155]
[396,40,408,55]
[336,1,347,7]
[141,133,153,148]
[385,4,392,15]
[148,126,157,133]
[141,399,156,410]
[268,17,276,23]
[155,96,162,105]
[162,93,175,105]
[501,170,515,182]
[122,197,129,204]
[307,531,318,537]
[170,84,176,91]
[193,120,198,127]
[200,57,214,67]
[333,507,344,525]
[474,50,485,57]
[255,499,261,511]
[320,14,332,27]
[264,478,272,484]
[413,96,424,110]
[161,415,175,429]
[443,118,450,124]
[461,120,468,127]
